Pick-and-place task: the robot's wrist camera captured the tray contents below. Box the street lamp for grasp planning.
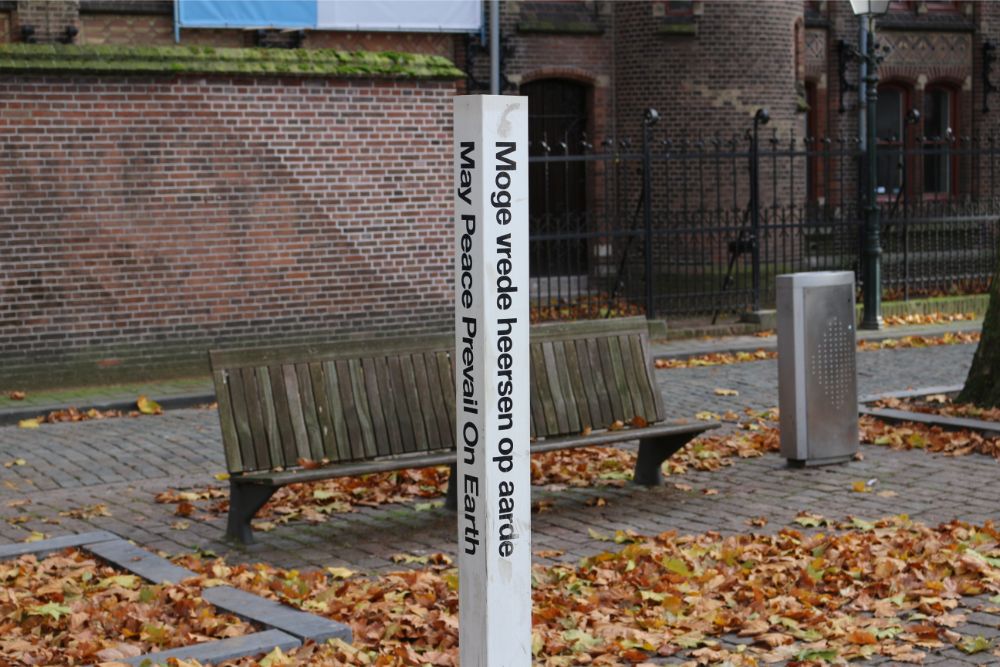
[850,0,890,330]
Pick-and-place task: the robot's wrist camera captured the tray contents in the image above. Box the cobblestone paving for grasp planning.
[1,342,996,664]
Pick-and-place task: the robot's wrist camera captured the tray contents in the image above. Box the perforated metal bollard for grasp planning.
[776,271,859,466]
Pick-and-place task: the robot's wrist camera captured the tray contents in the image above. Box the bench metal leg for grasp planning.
[633,433,697,486]
[444,463,458,511]
[226,481,278,545]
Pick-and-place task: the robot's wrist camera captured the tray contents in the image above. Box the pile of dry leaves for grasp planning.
[860,415,1000,459]
[17,397,164,429]
[530,296,644,323]
[656,331,980,371]
[152,515,1000,665]
[0,549,254,665]
[874,395,1000,424]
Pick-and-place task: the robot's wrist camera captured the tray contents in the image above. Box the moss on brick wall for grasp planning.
[0,43,464,78]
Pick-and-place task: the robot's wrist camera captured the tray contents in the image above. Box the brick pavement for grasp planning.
[1,341,996,664]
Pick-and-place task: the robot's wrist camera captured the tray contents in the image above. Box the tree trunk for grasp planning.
[957,256,1000,407]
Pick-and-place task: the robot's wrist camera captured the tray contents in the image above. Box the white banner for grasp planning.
[454,95,531,666]
[317,0,481,31]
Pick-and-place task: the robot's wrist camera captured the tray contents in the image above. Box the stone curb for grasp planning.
[0,532,352,665]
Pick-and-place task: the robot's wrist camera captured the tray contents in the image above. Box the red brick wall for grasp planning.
[0,75,457,387]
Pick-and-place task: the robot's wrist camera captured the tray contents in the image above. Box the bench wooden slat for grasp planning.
[424,351,453,450]
[295,363,324,462]
[214,370,243,473]
[399,355,429,453]
[322,361,352,462]
[348,358,378,459]
[228,369,257,471]
[281,364,311,462]
[410,352,442,450]
[240,367,271,469]
[333,360,365,460]
[553,340,583,434]
[615,334,644,420]
[372,357,403,456]
[308,362,338,462]
[597,336,625,422]
[209,333,451,370]
[531,342,559,436]
[585,337,614,427]
[362,357,392,458]
[646,337,667,421]
[388,355,418,454]
[628,334,658,421]
[435,350,457,434]
[563,339,594,430]
[257,367,283,469]
[541,341,571,435]
[267,365,297,466]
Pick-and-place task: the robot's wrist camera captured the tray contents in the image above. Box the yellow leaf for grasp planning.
[852,480,869,493]
[326,566,356,579]
[23,531,46,543]
[713,388,739,396]
[259,646,289,667]
[213,472,230,481]
[17,419,40,429]
[136,395,162,415]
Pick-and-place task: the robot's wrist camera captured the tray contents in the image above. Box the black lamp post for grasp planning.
[851,0,891,330]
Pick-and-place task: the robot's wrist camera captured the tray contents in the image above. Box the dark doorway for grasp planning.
[523,79,589,278]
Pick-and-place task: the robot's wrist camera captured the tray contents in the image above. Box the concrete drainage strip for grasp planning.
[0,531,352,667]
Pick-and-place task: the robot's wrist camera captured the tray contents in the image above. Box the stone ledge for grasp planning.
[204,585,352,643]
[0,530,117,560]
[0,44,464,79]
[85,537,197,585]
[109,630,300,667]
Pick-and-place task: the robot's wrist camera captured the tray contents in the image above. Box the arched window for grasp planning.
[875,84,910,197]
[922,85,957,197]
[522,79,590,277]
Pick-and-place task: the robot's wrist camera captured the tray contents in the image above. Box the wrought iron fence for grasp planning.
[528,114,1000,321]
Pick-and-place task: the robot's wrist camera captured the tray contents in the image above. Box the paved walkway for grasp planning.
[0,336,995,664]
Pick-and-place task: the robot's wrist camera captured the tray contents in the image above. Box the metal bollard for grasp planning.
[777,271,859,466]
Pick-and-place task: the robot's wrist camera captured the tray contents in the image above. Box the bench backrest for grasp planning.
[529,320,665,438]
[211,319,665,475]
[210,335,454,474]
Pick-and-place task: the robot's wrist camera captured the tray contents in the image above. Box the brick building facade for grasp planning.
[2,0,999,387]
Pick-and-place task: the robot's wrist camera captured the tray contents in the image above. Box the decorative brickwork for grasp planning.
[16,0,78,43]
[0,75,458,387]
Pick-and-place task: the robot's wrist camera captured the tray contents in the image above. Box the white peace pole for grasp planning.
[453,95,531,666]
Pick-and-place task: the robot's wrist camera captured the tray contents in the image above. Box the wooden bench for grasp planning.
[209,319,718,543]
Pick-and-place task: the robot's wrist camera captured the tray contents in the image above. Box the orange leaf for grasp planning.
[297,458,322,470]
[608,420,624,431]
[630,415,649,428]
[846,629,877,645]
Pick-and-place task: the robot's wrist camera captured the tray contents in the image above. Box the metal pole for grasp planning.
[860,14,883,329]
[858,16,867,150]
[489,0,500,95]
[642,110,655,319]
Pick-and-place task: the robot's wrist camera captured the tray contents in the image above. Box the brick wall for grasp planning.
[0,74,457,387]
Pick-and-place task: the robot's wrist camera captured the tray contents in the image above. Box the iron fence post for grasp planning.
[643,109,657,319]
[750,110,765,313]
